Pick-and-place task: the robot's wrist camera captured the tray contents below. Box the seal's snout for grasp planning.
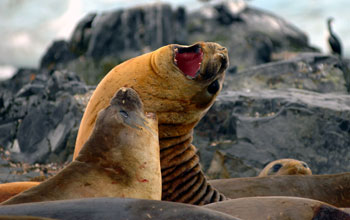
[174,43,203,79]
[110,87,143,111]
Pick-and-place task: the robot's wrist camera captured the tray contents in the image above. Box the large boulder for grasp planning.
[39,1,317,84]
[194,89,350,178]
[187,1,318,70]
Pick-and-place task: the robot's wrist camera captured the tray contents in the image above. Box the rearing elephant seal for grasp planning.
[259,159,312,177]
[2,88,161,205]
[75,42,229,205]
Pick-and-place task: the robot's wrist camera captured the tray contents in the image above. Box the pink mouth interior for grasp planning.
[175,49,203,78]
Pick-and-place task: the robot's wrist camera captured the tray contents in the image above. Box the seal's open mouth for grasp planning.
[174,44,203,79]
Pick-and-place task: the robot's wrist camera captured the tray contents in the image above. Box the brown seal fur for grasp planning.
[0,182,39,203]
[209,172,350,207]
[72,42,228,205]
[204,196,350,220]
[259,158,312,177]
[2,88,161,205]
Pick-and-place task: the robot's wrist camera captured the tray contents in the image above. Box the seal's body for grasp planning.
[259,159,312,177]
[204,196,350,220]
[0,182,39,204]
[74,42,229,204]
[209,172,350,207]
[2,88,160,205]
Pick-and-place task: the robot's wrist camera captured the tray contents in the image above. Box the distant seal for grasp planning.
[2,88,161,205]
[73,42,229,204]
[204,196,350,220]
[258,158,312,177]
[0,198,240,220]
[209,172,350,207]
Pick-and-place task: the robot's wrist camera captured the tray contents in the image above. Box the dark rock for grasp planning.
[38,2,317,84]
[86,3,186,60]
[69,13,97,56]
[15,83,45,97]
[224,53,349,93]
[0,69,92,164]
[0,122,17,150]
[188,1,318,70]
[40,40,77,70]
[194,89,350,178]
[0,68,38,94]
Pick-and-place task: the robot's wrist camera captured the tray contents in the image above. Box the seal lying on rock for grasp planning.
[2,88,161,205]
[259,158,312,177]
[209,172,350,207]
[73,42,229,205]
[0,198,240,220]
[204,196,350,220]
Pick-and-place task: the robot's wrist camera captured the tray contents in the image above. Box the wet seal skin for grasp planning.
[259,158,312,177]
[209,172,350,207]
[0,198,241,220]
[1,88,161,205]
[70,42,229,205]
[204,196,350,220]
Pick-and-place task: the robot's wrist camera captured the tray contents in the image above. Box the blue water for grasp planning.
[0,0,349,75]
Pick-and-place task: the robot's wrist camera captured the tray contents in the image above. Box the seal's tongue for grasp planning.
[175,46,203,78]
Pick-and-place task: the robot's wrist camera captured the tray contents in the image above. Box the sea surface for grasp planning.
[0,0,349,79]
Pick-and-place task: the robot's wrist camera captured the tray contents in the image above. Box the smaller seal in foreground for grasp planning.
[2,88,161,205]
[258,158,312,177]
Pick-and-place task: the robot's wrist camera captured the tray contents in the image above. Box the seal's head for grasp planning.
[259,159,312,177]
[173,42,228,83]
[152,42,228,111]
[78,87,158,160]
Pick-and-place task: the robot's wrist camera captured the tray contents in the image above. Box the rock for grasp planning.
[40,40,77,70]
[38,2,316,84]
[187,1,318,70]
[69,13,97,56]
[0,68,38,94]
[0,69,93,165]
[85,4,186,60]
[194,89,350,178]
[224,53,349,93]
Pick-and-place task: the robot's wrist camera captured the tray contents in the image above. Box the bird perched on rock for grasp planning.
[326,17,342,57]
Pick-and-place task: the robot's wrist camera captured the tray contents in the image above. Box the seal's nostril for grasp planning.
[219,53,228,69]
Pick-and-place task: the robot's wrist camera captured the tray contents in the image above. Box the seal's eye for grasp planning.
[120,110,128,118]
[207,80,220,94]
[272,163,282,172]
[302,163,308,168]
